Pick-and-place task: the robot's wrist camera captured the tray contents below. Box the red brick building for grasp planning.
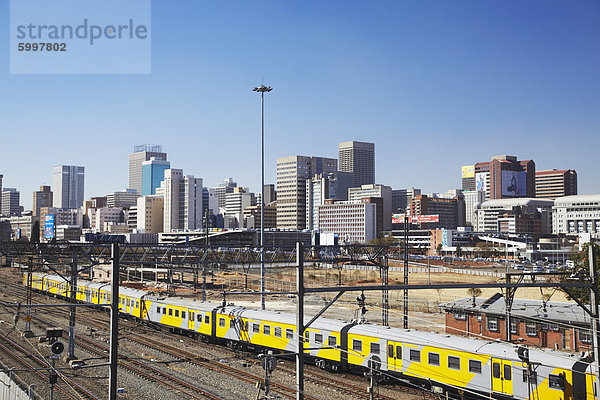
[442,295,592,351]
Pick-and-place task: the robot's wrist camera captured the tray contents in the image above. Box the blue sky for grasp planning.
[1,0,599,209]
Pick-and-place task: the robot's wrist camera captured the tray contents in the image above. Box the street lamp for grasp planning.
[253,84,272,311]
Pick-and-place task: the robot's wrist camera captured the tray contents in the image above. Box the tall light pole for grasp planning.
[253,84,272,311]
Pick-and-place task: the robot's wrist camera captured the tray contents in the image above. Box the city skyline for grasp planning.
[1,1,598,209]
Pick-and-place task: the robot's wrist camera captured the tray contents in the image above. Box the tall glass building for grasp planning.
[141,158,171,195]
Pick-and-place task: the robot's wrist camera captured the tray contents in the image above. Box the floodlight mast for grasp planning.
[252,84,272,311]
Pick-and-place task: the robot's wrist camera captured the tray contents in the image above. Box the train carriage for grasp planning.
[25,272,596,400]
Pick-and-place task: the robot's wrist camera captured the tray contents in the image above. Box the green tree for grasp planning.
[456,244,463,258]
[436,243,443,256]
[560,243,600,304]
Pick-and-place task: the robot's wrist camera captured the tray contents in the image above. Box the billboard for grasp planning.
[392,214,407,224]
[502,170,527,196]
[414,215,440,223]
[475,172,487,192]
[44,215,55,240]
[461,165,475,178]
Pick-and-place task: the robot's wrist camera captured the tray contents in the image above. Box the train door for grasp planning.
[188,310,195,331]
[491,358,513,396]
[387,341,402,372]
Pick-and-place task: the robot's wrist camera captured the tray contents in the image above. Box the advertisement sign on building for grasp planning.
[44,215,55,240]
[392,214,406,224]
[414,215,440,223]
[501,170,526,197]
[461,165,475,178]
[475,172,487,192]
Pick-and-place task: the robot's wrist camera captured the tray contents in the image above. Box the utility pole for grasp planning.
[109,243,120,400]
[403,216,409,329]
[24,257,33,337]
[588,241,600,398]
[68,248,77,360]
[296,242,304,400]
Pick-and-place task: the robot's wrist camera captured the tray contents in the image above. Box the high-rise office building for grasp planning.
[392,188,422,213]
[348,184,393,231]
[305,171,353,230]
[263,184,277,205]
[160,169,203,232]
[535,169,577,200]
[276,155,337,230]
[0,174,3,212]
[53,165,85,209]
[1,188,20,216]
[106,190,139,208]
[339,141,374,187]
[142,158,171,195]
[212,178,238,210]
[128,144,167,194]
[472,155,535,200]
[33,186,53,217]
[136,196,164,234]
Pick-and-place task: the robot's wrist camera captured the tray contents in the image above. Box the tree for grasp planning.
[560,243,600,304]
[436,243,443,256]
[456,244,463,258]
[30,220,40,243]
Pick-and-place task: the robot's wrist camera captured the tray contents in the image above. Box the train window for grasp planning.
[409,350,420,362]
[428,353,440,366]
[328,336,336,347]
[352,340,362,352]
[175,310,179,317]
[219,318,225,327]
[264,325,271,335]
[168,309,173,316]
[468,360,482,374]
[503,364,511,381]
[204,315,210,324]
[396,346,402,359]
[286,329,294,339]
[274,327,282,337]
[189,312,193,321]
[314,334,323,344]
[370,343,380,354]
[526,322,537,336]
[197,314,202,322]
[492,363,500,379]
[135,301,139,308]
[156,307,161,313]
[181,311,186,319]
[244,321,249,331]
[230,319,235,328]
[388,345,394,358]
[163,308,167,315]
[549,374,565,390]
[448,356,460,370]
[253,323,259,333]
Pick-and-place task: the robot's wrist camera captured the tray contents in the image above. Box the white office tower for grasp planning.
[53,165,85,209]
[339,141,375,187]
[212,178,238,209]
[463,190,486,228]
[161,169,203,232]
[128,144,167,195]
[276,155,337,230]
[348,184,392,231]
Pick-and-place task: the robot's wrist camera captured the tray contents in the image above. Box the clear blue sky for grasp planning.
[2,0,599,210]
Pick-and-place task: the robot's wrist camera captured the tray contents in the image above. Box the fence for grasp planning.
[0,369,35,400]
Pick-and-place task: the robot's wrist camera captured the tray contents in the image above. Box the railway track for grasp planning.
[0,334,100,400]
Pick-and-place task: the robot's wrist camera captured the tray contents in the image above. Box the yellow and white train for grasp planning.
[27,272,596,399]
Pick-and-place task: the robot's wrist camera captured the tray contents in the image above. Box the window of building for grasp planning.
[274,327,282,338]
[453,312,466,320]
[579,329,592,344]
[409,350,420,362]
[526,322,537,336]
[428,352,440,366]
[487,316,498,332]
[510,319,519,334]
[352,339,362,352]
[286,329,294,339]
[469,360,482,374]
[448,356,460,370]
[370,343,380,354]
[314,333,323,344]
[263,325,271,335]
[219,318,225,327]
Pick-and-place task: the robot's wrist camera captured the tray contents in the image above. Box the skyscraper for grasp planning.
[33,186,53,217]
[160,169,203,232]
[535,169,577,199]
[1,188,20,216]
[276,155,337,230]
[141,157,171,195]
[339,141,375,187]
[128,144,167,194]
[472,155,535,200]
[53,165,85,209]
